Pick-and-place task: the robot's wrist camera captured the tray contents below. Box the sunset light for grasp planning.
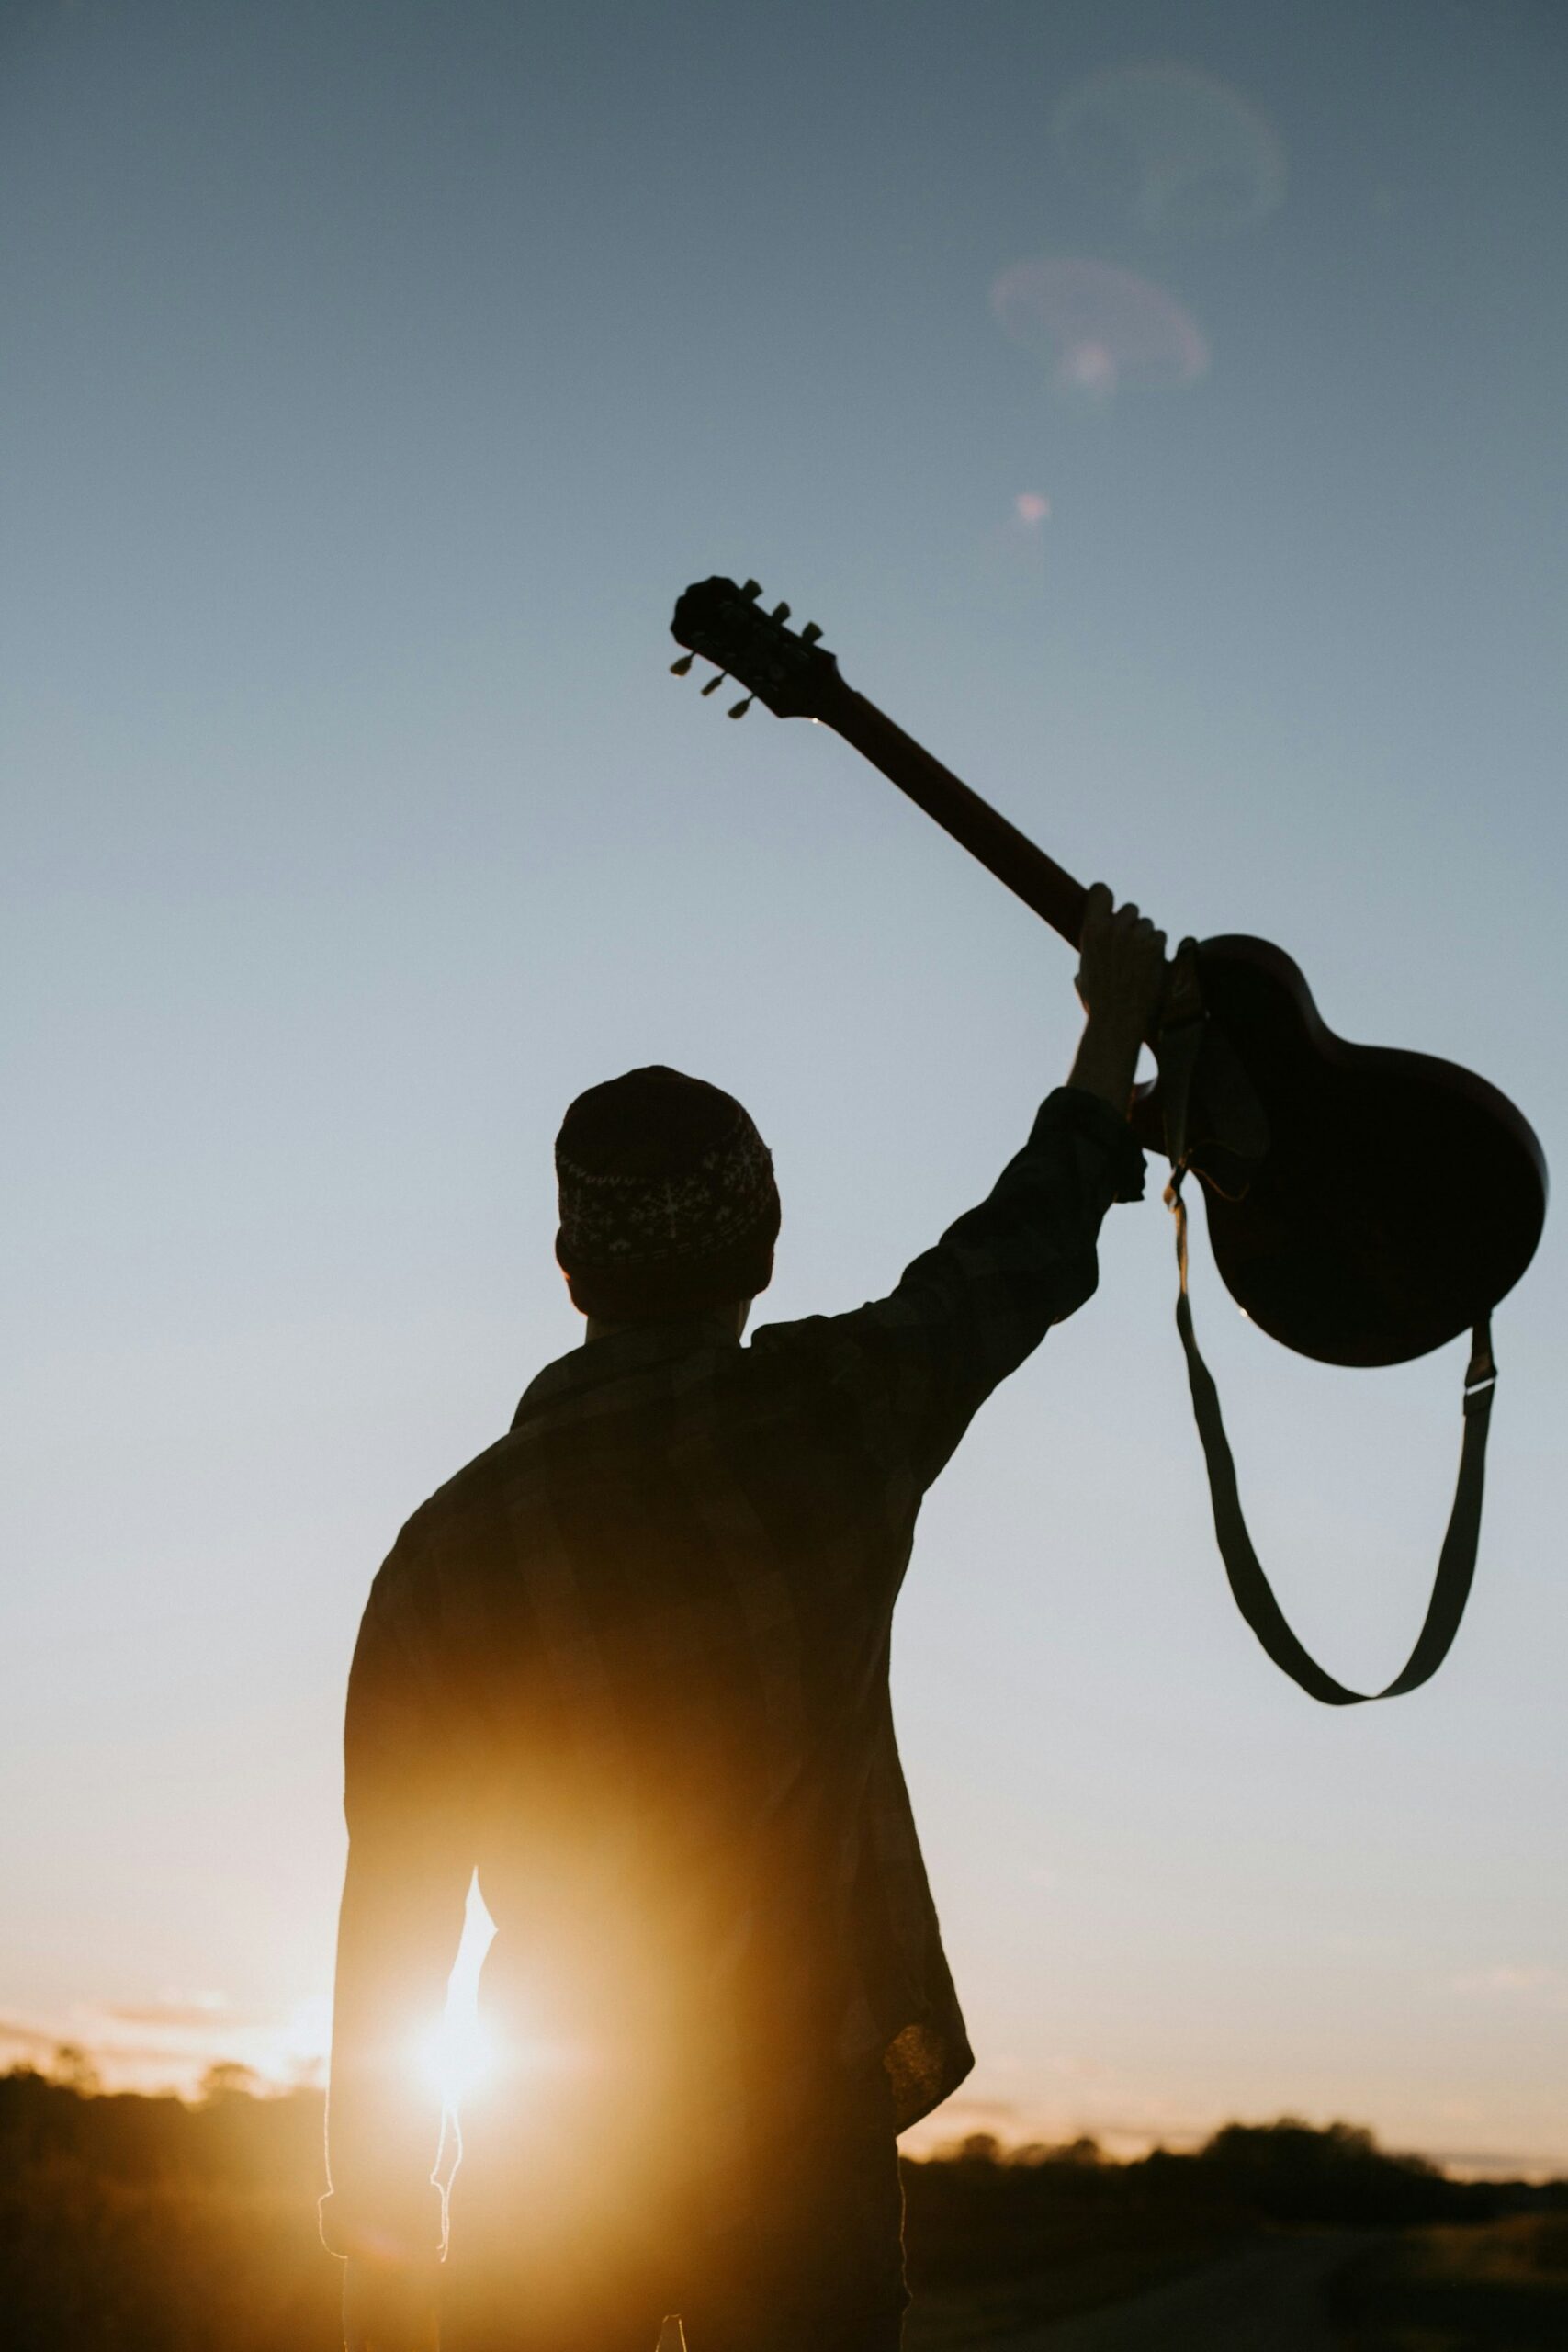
[416,1996,495,2112]
[418,1882,497,2110]
[5,2,1566,2346]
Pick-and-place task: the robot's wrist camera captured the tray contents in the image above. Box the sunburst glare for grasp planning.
[416,1878,497,2109]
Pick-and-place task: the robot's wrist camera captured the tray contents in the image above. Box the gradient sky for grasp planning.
[4,0,1566,2173]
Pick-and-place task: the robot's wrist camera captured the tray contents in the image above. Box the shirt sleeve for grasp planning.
[753,1085,1145,1495]
[320,1551,475,2262]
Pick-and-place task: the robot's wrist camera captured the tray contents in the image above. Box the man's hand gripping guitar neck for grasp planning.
[1067,882,1183,1118]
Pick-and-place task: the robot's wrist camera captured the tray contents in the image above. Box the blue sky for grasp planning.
[4,0,1565,2168]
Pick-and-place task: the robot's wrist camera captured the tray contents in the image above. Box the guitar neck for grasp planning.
[822,680,1089,952]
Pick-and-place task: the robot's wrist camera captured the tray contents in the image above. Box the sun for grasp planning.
[416,1993,495,2111]
[415,1880,497,2109]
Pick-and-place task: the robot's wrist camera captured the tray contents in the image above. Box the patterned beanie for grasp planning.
[555,1066,780,1321]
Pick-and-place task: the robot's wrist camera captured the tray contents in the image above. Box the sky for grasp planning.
[3,0,1566,2175]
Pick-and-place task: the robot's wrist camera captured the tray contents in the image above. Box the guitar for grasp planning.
[670,576,1546,1372]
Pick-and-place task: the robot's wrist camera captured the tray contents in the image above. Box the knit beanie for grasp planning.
[555,1066,780,1321]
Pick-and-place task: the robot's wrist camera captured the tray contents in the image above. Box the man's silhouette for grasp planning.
[322,886,1167,2351]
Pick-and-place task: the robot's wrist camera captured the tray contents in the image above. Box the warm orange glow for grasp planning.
[415,1997,495,2109]
[416,1880,498,2109]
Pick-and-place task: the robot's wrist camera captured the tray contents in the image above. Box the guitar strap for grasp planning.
[1165,1163,1497,1705]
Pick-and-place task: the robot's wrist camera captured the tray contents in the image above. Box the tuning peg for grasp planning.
[728,696,753,718]
[700,672,728,697]
[740,580,762,600]
[771,601,791,622]
[801,622,822,644]
[669,653,694,676]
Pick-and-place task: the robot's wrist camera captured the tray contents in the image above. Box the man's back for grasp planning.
[323,950,1164,2352]
[357,1307,963,2175]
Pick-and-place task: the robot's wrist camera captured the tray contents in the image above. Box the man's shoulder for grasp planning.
[378,1421,541,1583]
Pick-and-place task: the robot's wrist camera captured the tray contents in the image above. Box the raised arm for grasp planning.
[756,892,1168,1495]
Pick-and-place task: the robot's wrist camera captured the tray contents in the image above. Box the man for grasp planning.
[322,884,1168,2351]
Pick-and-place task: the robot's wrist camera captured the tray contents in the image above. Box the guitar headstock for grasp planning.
[670,577,841,719]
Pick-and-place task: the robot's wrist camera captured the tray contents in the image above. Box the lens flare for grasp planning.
[1050,62,1286,242]
[990,258,1209,405]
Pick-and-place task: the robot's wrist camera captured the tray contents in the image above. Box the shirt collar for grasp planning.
[511,1316,743,1430]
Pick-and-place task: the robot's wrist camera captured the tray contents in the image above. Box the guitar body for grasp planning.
[670,576,1548,1370]
[1158,936,1547,1367]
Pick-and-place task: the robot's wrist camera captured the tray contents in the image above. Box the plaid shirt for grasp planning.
[321,1087,1144,2259]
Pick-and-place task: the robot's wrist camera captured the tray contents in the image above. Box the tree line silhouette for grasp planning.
[1,2062,1563,2352]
